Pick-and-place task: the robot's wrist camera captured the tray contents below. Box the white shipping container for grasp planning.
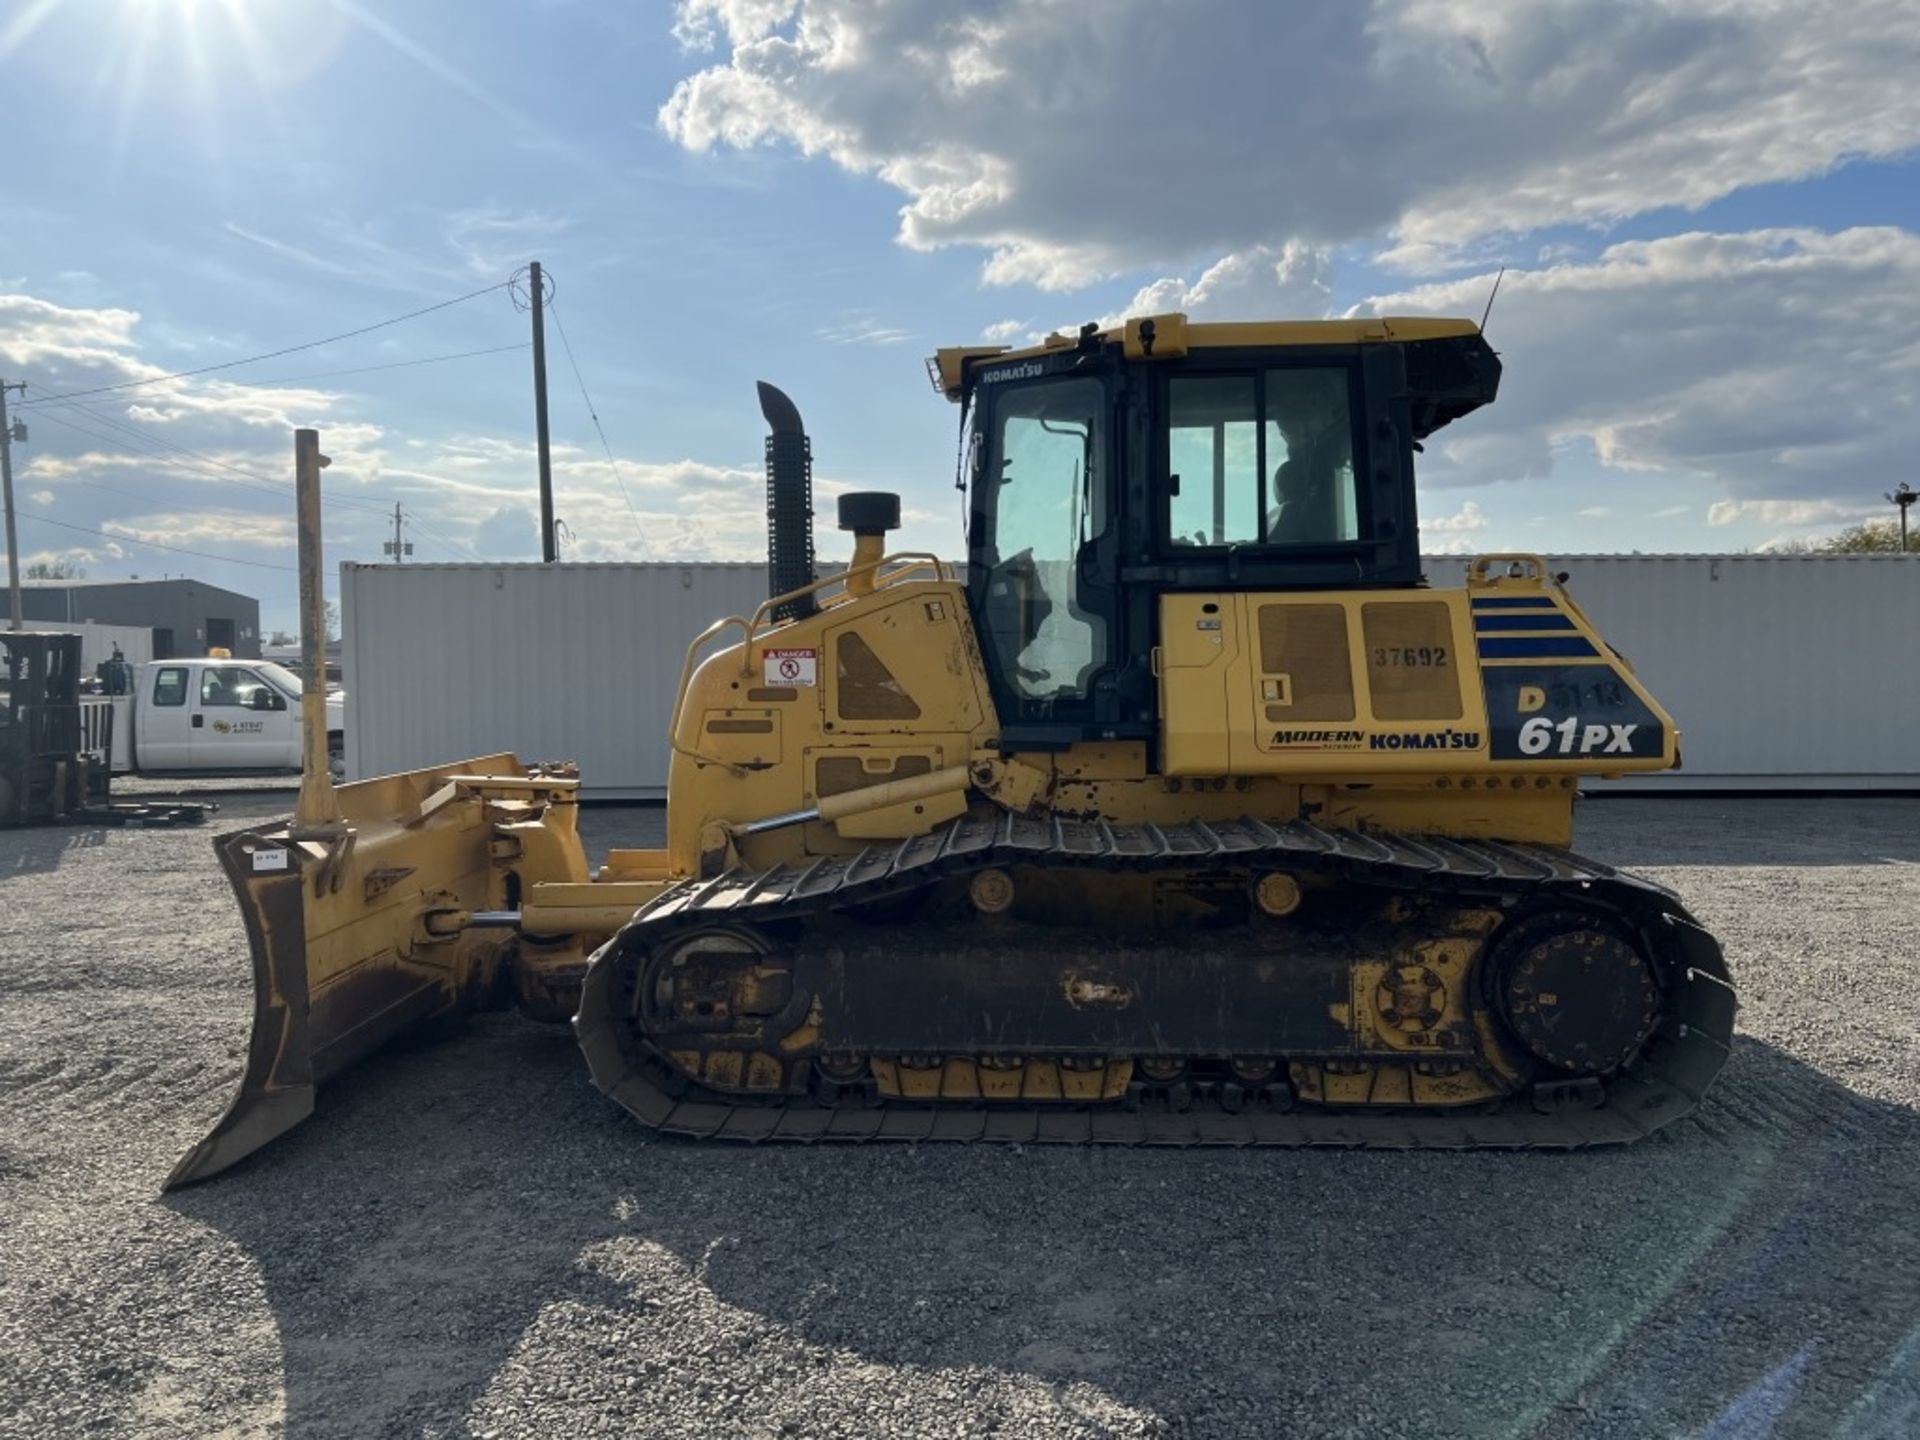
[1484,553,1919,790]
[343,554,1919,796]
[43,622,153,674]
[342,563,771,798]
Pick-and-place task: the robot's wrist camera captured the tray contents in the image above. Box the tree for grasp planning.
[1816,519,1910,553]
[267,630,297,648]
[325,601,339,641]
[24,559,86,579]
[1766,518,1910,555]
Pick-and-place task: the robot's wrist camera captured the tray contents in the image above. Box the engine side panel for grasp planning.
[1158,579,1676,778]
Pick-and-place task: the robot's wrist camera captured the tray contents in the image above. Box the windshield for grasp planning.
[257,662,305,697]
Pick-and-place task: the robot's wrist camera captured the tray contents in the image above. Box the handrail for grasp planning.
[737,552,951,676]
[665,613,756,776]
[666,552,956,775]
[1465,553,1551,584]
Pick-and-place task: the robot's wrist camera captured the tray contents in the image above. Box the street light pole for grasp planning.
[1888,482,1916,554]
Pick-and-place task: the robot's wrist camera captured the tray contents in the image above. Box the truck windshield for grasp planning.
[257,662,304,697]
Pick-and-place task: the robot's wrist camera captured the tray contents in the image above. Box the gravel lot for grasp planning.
[2,796,1916,1439]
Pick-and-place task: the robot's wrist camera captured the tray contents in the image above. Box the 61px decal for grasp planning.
[1517,716,1638,755]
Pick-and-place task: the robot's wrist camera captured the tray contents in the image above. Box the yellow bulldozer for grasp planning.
[168,313,1734,1187]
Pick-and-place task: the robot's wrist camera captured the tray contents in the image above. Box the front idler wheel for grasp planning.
[1489,910,1661,1077]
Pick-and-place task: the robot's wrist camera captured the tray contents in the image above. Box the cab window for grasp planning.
[1166,366,1359,547]
[200,666,273,709]
[980,377,1108,704]
[1267,368,1358,544]
[1168,376,1260,546]
[152,666,188,707]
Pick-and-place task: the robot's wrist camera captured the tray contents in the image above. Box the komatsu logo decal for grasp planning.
[977,360,1046,385]
[1369,729,1483,751]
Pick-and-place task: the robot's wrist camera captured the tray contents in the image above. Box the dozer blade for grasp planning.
[166,754,574,1189]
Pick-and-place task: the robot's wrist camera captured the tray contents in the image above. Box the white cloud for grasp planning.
[444,208,574,279]
[1102,243,1334,327]
[1706,498,1871,527]
[815,314,912,346]
[1420,498,1489,553]
[1423,500,1488,533]
[980,319,1026,342]
[0,285,784,573]
[659,0,1920,288]
[1355,227,1920,516]
[104,512,298,550]
[1649,504,1691,519]
[1577,506,1613,519]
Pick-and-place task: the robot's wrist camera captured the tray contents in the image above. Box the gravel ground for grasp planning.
[1,796,1916,1439]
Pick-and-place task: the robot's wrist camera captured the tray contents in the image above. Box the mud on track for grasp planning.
[1,797,1917,1439]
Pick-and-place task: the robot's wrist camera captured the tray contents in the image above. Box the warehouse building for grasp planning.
[340,554,1919,796]
[2,577,262,659]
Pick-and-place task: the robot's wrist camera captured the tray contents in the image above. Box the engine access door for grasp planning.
[1157,590,1488,776]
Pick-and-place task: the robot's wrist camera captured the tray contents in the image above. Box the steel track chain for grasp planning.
[573,812,1736,1148]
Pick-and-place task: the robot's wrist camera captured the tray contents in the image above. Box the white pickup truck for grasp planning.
[98,658,345,775]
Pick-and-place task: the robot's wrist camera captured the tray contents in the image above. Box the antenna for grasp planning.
[1479,266,1507,333]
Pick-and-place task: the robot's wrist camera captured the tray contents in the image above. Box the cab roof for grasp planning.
[929,312,1484,402]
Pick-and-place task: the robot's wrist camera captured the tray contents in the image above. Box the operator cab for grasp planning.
[932,314,1501,748]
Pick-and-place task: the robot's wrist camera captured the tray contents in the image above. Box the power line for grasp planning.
[17,280,511,408]
[33,401,496,565]
[28,405,390,515]
[20,513,299,572]
[200,340,530,390]
[399,507,485,562]
[548,299,649,553]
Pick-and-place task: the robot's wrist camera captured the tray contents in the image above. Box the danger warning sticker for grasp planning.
[763,647,817,686]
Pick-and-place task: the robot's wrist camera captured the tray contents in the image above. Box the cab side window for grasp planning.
[1163,365,1361,548]
[153,667,189,707]
[199,666,267,708]
[1168,376,1260,546]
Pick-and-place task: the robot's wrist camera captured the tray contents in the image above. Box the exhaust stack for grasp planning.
[758,382,816,622]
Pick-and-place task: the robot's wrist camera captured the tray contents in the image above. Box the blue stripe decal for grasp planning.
[1473,613,1578,632]
[1470,596,1561,609]
[1476,636,1601,659]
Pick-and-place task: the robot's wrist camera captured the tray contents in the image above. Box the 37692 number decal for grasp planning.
[1371,646,1448,668]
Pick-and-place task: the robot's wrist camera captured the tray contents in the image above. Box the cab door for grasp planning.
[138,664,194,769]
[190,664,290,768]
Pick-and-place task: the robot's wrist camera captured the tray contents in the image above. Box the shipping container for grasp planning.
[1500,553,1918,790]
[342,555,1920,796]
[342,562,771,798]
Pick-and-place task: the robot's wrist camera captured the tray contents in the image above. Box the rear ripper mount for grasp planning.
[575,813,1735,1148]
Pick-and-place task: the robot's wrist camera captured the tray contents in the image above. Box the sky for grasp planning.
[2,0,1918,634]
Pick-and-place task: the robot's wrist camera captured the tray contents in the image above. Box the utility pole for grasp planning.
[1,379,25,631]
[382,501,412,563]
[1888,482,1916,554]
[528,260,556,562]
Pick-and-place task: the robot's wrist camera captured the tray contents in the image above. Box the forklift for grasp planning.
[0,630,207,828]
